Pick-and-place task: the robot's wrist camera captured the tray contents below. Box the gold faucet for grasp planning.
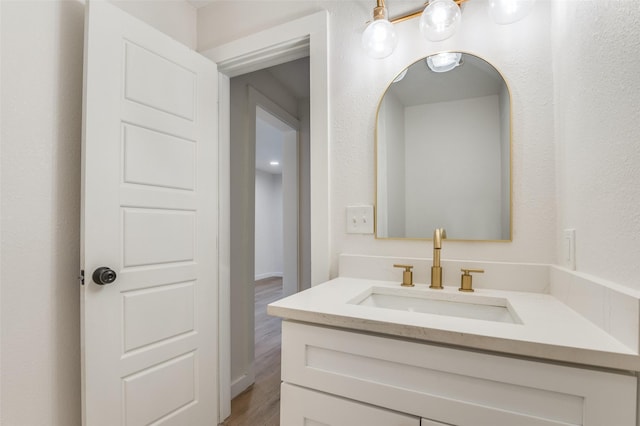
[430,228,447,289]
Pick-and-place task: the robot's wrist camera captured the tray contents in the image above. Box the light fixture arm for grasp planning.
[389,0,468,24]
[373,0,387,20]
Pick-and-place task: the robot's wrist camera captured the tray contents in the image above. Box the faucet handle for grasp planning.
[393,264,414,287]
[459,268,484,292]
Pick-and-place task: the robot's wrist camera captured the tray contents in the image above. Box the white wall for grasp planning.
[255,170,283,279]
[111,0,196,49]
[281,127,299,296]
[199,0,556,277]
[0,2,196,425]
[299,97,312,291]
[551,1,640,291]
[404,95,502,240]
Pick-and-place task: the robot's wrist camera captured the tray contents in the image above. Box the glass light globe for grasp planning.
[488,0,535,25]
[362,19,398,59]
[419,0,461,42]
[426,52,462,73]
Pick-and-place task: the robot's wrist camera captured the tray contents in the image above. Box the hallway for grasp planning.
[223,278,283,425]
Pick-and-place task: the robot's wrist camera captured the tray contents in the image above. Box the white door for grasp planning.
[81,2,218,425]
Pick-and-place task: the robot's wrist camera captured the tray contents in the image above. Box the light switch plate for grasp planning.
[563,228,576,270]
[346,205,374,234]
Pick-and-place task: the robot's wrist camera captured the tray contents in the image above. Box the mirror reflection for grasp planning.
[376,52,511,241]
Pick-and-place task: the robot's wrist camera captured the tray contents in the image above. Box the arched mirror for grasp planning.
[375,52,512,241]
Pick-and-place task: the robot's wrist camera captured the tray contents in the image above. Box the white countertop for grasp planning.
[268,277,640,371]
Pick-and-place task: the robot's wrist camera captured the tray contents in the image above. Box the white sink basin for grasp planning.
[349,287,521,324]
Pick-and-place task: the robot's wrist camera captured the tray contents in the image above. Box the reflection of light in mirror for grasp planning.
[270,161,280,166]
[393,69,408,83]
[426,52,463,73]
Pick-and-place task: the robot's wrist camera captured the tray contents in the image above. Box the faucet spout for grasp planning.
[430,228,446,289]
[433,228,447,251]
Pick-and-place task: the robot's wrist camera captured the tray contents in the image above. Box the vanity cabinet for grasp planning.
[281,383,418,425]
[280,321,637,426]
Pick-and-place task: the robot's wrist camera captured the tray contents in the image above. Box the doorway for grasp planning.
[228,56,309,396]
[200,10,329,422]
[255,106,300,296]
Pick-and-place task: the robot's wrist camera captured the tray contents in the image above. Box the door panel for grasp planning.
[122,208,196,267]
[122,281,195,352]
[81,2,218,425]
[123,41,196,120]
[123,352,197,425]
[122,124,196,191]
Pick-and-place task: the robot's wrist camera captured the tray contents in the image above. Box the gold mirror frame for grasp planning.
[374,51,513,242]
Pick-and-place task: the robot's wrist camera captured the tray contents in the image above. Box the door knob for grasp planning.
[92,267,117,285]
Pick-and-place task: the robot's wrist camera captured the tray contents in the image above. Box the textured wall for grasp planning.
[112,0,197,49]
[199,0,556,279]
[552,1,640,290]
[0,2,196,424]
[1,3,85,424]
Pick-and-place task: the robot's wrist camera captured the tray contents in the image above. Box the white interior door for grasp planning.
[81,2,218,425]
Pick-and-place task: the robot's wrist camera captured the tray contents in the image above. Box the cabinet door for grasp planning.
[281,383,419,426]
[282,321,636,426]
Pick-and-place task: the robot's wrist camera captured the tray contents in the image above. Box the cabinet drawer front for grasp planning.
[282,321,637,426]
[281,383,418,426]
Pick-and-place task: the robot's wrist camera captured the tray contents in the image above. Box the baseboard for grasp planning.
[255,272,283,281]
[230,367,255,399]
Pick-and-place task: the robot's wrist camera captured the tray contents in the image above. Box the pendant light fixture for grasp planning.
[363,0,535,59]
[419,0,462,42]
[362,0,398,59]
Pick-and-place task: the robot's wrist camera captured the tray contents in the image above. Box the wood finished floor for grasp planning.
[222,277,283,426]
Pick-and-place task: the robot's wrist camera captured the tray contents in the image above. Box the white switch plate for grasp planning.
[346,205,374,234]
[563,228,576,270]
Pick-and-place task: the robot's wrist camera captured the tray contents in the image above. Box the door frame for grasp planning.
[200,11,330,421]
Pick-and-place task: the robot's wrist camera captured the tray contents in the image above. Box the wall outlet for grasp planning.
[346,205,374,234]
[563,229,576,270]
